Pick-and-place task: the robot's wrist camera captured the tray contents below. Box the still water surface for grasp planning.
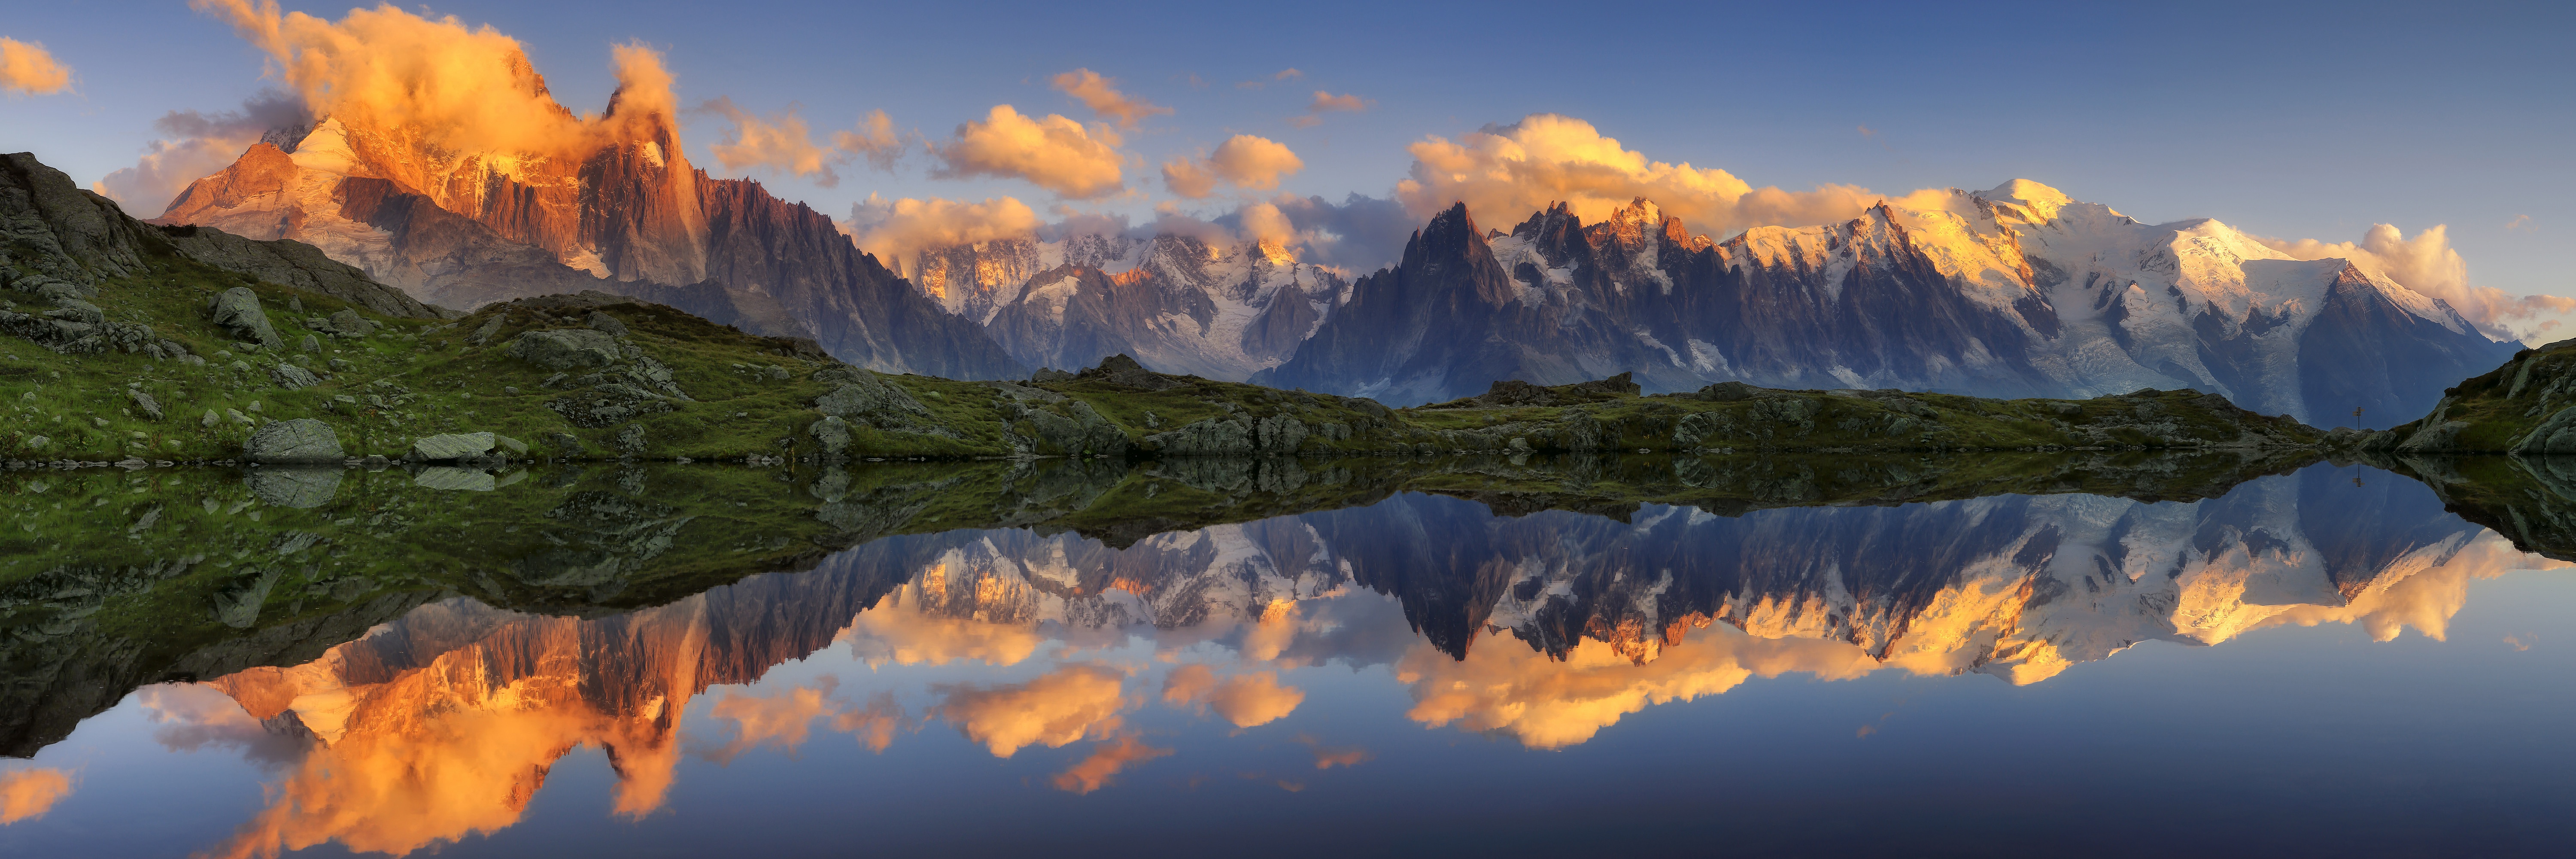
[3,456,2572,856]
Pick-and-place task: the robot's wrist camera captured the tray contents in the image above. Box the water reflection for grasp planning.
[3,452,2571,856]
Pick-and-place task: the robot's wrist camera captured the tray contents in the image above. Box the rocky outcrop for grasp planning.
[243,418,343,462]
[2368,338,2576,453]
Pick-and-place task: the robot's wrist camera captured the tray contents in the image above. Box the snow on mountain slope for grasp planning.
[913,233,1348,380]
[1263,182,2511,424]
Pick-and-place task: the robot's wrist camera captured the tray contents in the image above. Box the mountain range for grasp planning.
[149,74,1023,380]
[154,101,2511,426]
[1252,186,2511,425]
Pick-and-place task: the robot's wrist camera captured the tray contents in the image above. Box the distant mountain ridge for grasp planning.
[152,87,1024,380]
[901,233,1347,381]
[1247,183,2511,425]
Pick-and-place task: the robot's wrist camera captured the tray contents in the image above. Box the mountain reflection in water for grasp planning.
[3,453,2573,857]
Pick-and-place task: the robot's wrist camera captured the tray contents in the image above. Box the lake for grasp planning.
[3,454,2572,857]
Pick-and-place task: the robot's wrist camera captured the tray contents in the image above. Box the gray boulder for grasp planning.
[128,388,162,420]
[209,287,281,347]
[809,415,852,454]
[507,328,622,370]
[271,363,321,390]
[814,372,931,422]
[247,467,343,508]
[243,418,343,463]
[327,308,377,336]
[586,311,630,337]
[414,466,497,491]
[410,432,495,460]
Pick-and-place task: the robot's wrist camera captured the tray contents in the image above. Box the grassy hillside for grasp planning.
[2370,338,2575,453]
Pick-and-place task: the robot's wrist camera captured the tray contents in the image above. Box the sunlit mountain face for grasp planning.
[6,456,2573,856]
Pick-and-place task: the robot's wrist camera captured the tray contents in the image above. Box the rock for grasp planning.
[467,312,510,345]
[545,431,586,456]
[1696,381,1762,402]
[414,466,497,491]
[585,311,629,337]
[299,334,320,352]
[410,432,495,460]
[1146,417,1254,456]
[614,423,647,454]
[327,308,377,335]
[1073,353,1183,390]
[200,409,219,428]
[23,435,47,451]
[814,372,932,422]
[212,568,281,629]
[808,415,852,454]
[225,408,254,426]
[243,418,343,463]
[247,467,342,508]
[271,363,321,389]
[208,287,281,347]
[128,389,162,420]
[1254,414,1309,452]
[493,434,528,454]
[1031,367,1076,382]
[506,328,622,370]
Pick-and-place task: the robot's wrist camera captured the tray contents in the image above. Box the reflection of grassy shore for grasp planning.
[0,447,2329,757]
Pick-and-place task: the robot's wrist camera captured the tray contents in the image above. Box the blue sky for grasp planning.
[3,0,2570,304]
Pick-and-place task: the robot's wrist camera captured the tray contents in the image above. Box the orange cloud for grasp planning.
[1163,666,1305,728]
[1295,735,1372,770]
[0,37,72,96]
[1049,733,1173,794]
[699,97,840,187]
[1050,68,1171,130]
[188,0,676,156]
[1290,91,1372,128]
[1206,672,1305,728]
[841,193,1042,278]
[1160,663,1218,706]
[1275,68,1304,80]
[931,664,1130,757]
[931,105,1125,198]
[1162,134,1303,198]
[1397,626,1879,749]
[2259,224,2576,343]
[0,768,72,825]
[700,677,839,763]
[832,109,912,171]
[1394,113,1944,241]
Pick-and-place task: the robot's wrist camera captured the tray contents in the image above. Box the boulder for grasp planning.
[410,432,496,460]
[247,467,342,508]
[585,311,630,337]
[1145,417,1254,456]
[128,388,162,420]
[209,287,281,347]
[493,434,528,454]
[271,363,321,390]
[507,328,622,370]
[243,418,343,463]
[414,466,497,491]
[327,308,377,335]
[808,415,852,454]
[814,372,931,422]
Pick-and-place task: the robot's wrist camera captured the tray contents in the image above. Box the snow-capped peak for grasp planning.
[1978,178,2074,222]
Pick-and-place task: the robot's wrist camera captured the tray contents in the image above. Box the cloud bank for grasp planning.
[1396,113,1946,241]
[2261,224,2576,342]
